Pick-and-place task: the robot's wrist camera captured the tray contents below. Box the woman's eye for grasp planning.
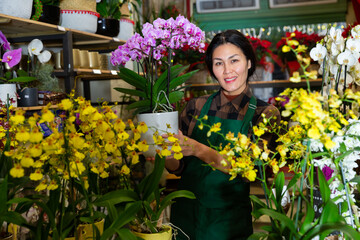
[214,62,222,66]
[231,59,239,63]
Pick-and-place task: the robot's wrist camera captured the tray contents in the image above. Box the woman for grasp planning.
[165,30,280,240]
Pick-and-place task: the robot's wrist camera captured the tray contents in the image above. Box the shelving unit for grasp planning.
[0,13,125,96]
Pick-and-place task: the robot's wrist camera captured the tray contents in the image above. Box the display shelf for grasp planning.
[16,105,58,111]
[0,13,125,49]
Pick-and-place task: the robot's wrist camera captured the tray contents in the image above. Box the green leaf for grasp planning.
[117,68,147,90]
[350,175,360,184]
[0,176,8,213]
[299,202,315,234]
[156,190,195,220]
[258,208,300,238]
[169,69,199,90]
[302,222,360,240]
[113,87,147,98]
[126,100,151,111]
[140,154,165,200]
[287,172,301,190]
[1,211,27,226]
[116,228,138,240]
[93,189,139,207]
[275,171,285,210]
[317,168,331,203]
[8,76,37,83]
[247,232,269,240]
[168,91,184,104]
[100,201,142,240]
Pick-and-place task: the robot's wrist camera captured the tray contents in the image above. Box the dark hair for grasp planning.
[205,30,257,82]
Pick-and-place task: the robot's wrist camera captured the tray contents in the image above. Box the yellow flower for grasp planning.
[114,119,126,131]
[305,70,318,80]
[288,40,299,47]
[41,109,55,123]
[120,165,130,175]
[307,126,320,139]
[171,142,182,153]
[30,169,43,181]
[29,144,42,158]
[168,133,178,142]
[244,169,257,182]
[100,171,109,178]
[161,146,172,157]
[131,151,139,164]
[47,180,58,190]
[210,122,221,133]
[10,111,25,125]
[15,127,30,142]
[133,128,141,141]
[296,45,307,53]
[253,126,265,137]
[269,160,279,174]
[289,72,301,83]
[35,180,47,192]
[282,45,291,53]
[174,152,183,160]
[21,155,34,168]
[29,129,43,143]
[59,98,73,110]
[10,164,25,178]
[138,140,149,152]
[137,122,148,133]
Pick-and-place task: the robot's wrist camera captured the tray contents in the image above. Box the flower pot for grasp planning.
[137,111,179,158]
[0,84,18,107]
[0,0,33,19]
[77,218,105,239]
[96,18,120,37]
[38,5,61,25]
[117,18,134,41]
[60,10,99,33]
[18,88,38,107]
[132,226,172,240]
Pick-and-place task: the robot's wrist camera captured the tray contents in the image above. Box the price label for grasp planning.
[113,37,120,42]
[57,26,66,32]
[111,70,117,75]
[93,69,101,74]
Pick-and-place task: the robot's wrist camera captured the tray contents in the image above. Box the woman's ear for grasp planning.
[248,59,251,69]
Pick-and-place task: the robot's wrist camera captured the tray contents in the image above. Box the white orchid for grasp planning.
[28,38,51,63]
[337,49,357,67]
[310,43,327,61]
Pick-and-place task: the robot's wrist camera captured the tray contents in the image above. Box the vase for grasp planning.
[132,226,172,240]
[0,84,18,108]
[0,0,33,19]
[117,18,134,41]
[137,111,179,158]
[96,18,120,37]
[18,88,38,107]
[38,5,61,25]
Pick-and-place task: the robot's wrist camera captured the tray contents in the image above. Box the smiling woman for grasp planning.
[165,30,281,240]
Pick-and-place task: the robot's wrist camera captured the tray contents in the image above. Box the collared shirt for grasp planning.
[171,86,281,175]
[180,85,280,140]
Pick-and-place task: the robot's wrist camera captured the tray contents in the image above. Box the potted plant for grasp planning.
[0,30,35,108]
[32,0,62,25]
[111,15,205,157]
[95,0,121,37]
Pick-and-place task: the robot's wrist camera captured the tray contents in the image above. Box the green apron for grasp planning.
[171,92,257,240]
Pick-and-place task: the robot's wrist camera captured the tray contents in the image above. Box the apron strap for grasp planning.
[240,96,257,134]
[198,92,218,120]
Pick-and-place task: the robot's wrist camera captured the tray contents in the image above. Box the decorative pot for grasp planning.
[18,88,38,107]
[0,84,18,107]
[117,18,134,41]
[78,218,105,239]
[60,10,99,33]
[0,0,33,19]
[39,5,61,25]
[137,111,179,158]
[96,18,120,37]
[132,226,172,240]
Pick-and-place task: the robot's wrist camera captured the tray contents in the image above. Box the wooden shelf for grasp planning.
[16,105,58,111]
[0,13,124,50]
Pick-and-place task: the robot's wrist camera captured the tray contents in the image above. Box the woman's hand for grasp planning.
[173,130,197,157]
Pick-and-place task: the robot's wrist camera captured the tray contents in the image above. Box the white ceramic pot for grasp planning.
[0,84,18,107]
[117,18,134,41]
[137,111,179,158]
[0,0,33,19]
[60,10,99,33]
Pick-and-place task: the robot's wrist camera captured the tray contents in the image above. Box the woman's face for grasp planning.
[212,43,251,96]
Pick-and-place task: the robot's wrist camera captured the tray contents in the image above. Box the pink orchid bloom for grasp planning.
[2,48,22,68]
